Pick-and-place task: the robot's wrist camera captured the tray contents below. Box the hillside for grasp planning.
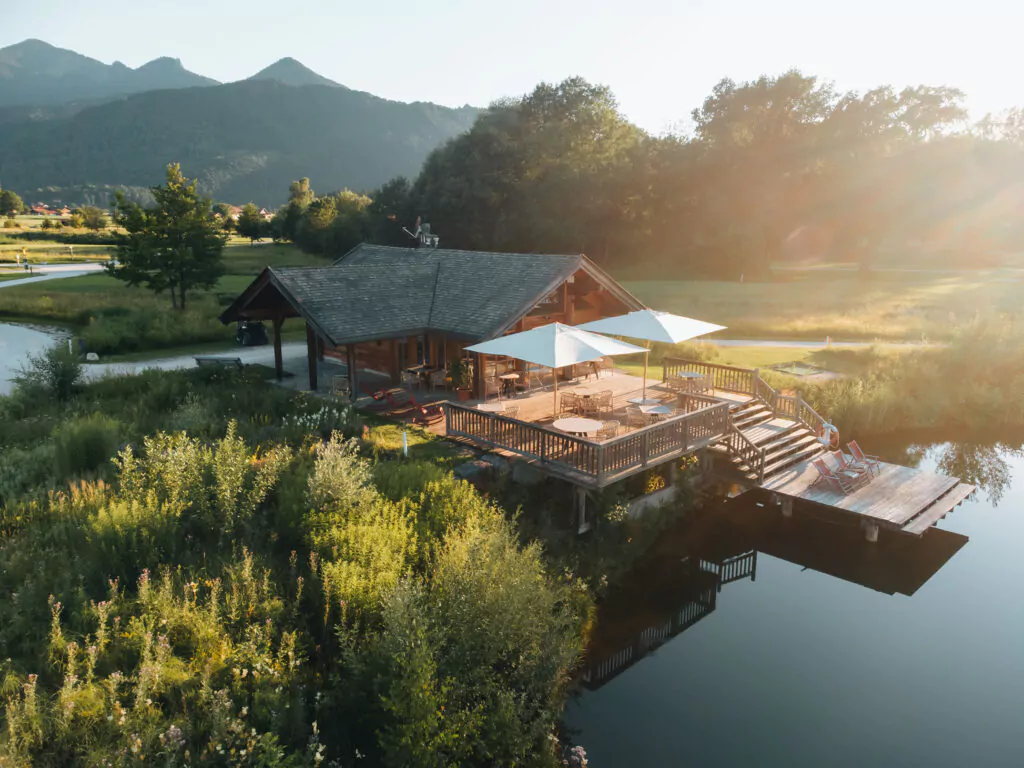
[0,39,218,107]
[0,79,477,206]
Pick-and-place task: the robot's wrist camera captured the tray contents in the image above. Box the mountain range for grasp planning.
[0,40,476,206]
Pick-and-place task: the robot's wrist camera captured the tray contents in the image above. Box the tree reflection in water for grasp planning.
[874,436,1024,506]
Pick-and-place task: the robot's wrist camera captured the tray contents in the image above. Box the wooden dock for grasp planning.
[762,460,975,537]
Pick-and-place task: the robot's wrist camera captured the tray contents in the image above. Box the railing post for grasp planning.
[641,430,650,467]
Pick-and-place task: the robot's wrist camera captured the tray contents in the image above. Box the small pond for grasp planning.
[565,435,1024,767]
[0,321,67,396]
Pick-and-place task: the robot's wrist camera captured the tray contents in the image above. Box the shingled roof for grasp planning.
[222,244,644,346]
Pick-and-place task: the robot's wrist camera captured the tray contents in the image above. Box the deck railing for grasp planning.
[444,400,730,488]
[664,356,829,438]
[663,357,758,395]
[726,422,766,483]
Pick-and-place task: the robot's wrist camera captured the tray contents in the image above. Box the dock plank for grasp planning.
[902,483,975,535]
[763,459,965,531]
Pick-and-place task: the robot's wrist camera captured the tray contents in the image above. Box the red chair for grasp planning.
[848,440,881,477]
[812,458,867,494]
[409,392,444,425]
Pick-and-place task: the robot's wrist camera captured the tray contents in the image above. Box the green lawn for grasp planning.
[623,271,1024,342]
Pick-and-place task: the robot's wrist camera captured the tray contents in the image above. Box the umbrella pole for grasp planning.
[553,371,558,419]
[642,346,649,402]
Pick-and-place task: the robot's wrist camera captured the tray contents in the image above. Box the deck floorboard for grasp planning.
[762,460,971,533]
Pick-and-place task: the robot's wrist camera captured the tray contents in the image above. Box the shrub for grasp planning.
[13,343,83,402]
[3,217,18,229]
[52,413,122,480]
[0,442,57,507]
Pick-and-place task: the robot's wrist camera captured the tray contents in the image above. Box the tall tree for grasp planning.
[79,205,108,230]
[0,189,23,217]
[276,177,315,242]
[236,202,264,243]
[108,163,226,309]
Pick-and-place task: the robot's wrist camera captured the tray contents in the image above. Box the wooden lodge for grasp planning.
[223,244,973,538]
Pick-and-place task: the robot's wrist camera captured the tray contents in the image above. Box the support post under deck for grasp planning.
[781,497,793,518]
[864,521,879,543]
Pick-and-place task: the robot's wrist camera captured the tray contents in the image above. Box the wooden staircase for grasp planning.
[663,356,830,486]
[726,399,826,484]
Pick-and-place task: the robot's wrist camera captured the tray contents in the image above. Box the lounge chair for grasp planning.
[830,450,872,482]
[848,440,881,477]
[811,458,866,494]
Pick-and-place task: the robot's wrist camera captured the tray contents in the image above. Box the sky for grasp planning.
[3,0,1022,133]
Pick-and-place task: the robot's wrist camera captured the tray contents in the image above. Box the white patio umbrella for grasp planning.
[465,322,647,417]
[575,310,726,400]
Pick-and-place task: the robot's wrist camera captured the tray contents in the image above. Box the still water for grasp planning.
[0,321,64,395]
[566,437,1024,767]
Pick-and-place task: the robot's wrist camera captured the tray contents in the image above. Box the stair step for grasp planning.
[732,412,774,430]
[761,433,822,464]
[756,426,813,452]
[762,445,826,479]
[732,439,825,476]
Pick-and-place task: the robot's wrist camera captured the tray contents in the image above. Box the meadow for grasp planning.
[624,267,1024,342]
[0,238,330,356]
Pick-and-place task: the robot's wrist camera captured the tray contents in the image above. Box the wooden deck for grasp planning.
[762,460,975,536]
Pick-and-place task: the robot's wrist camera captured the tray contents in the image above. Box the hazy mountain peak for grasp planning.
[0,39,218,106]
[247,57,346,89]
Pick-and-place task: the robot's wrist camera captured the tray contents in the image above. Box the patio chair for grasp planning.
[559,392,579,417]
[429,369,448,392]
[401,371,420,390]
[596,390,614,416]
[331,375,350,400]
[503,405,520,419]
[483,376,501,401]
[578,395,599,418]
[597,420,620,439]
[597,357,615,378]
[626,406,647,429]
[848,440,882,477]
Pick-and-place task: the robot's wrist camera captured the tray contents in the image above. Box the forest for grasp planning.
[279,72,1024,278]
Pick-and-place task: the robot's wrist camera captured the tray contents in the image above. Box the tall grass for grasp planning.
[802,320,1024,435]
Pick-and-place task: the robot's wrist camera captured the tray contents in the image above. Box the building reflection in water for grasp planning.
[581,493,968,690]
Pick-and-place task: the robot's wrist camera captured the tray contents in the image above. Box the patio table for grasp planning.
[628,397,663,406]
[476,402,508,413]
[499,372,519,398]
[552,417,603,436]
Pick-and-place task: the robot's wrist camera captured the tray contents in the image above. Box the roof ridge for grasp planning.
[426,260,443,327]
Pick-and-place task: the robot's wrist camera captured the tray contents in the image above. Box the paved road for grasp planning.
[0,262,106,289]
[82,341,309,380]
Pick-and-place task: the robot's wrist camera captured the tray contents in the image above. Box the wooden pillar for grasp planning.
[390,339,402,385]
[475,353,486,399]
[781,497,793,518]
[575,487,591,534]
[272,316,284,381]
[317,336,324,362]
[346,344,358,397]
[305,323,318,391]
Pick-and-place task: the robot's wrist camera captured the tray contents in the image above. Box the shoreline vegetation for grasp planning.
[0,356,606,765]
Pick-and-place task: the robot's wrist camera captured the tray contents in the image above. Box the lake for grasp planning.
[0,321,65,395]
[566,436,1024,767]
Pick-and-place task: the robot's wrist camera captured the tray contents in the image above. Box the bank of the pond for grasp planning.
[566,433,1024,767]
